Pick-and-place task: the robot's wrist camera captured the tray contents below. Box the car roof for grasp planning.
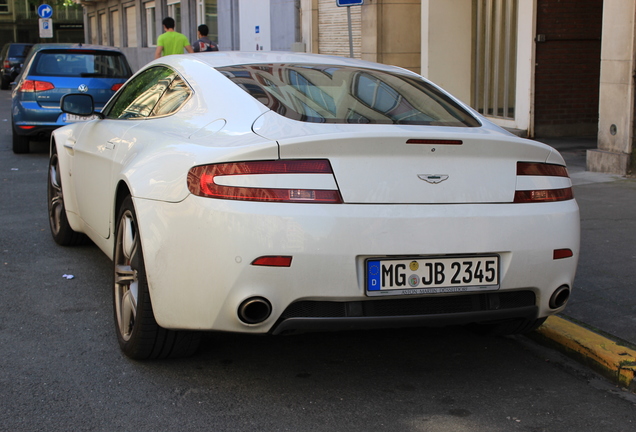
[152,51,419,77]
[29,43,126,54]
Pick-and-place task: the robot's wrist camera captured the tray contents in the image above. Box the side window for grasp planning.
[103,66,176,119]
[150,76,192,117]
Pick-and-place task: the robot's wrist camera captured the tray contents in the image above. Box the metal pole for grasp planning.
[347,6,354,58]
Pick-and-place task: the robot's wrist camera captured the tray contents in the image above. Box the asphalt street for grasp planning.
[538,138,636,346]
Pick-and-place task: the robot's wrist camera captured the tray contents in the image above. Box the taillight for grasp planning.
[3,60,9,69]
[514,188,573,203]
[187,159,343,203]
[18,80,55,92]
[514,162,573,203]
[111,83,124,91]
[406,139,463,145]
[517,162,569,177]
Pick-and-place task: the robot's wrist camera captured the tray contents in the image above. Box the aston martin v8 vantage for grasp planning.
[48,52,579,359]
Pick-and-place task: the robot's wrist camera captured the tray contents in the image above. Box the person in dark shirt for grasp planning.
[193,24,219,52]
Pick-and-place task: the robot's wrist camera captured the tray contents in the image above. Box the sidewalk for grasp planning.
[531,137,636,389]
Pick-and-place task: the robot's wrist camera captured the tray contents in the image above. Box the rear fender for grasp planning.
[119,129,280,203]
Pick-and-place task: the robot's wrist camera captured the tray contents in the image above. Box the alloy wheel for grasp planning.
[114,210,139,341]
[48,153,64,236]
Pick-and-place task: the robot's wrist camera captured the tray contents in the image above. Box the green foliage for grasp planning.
[51,0,82,8]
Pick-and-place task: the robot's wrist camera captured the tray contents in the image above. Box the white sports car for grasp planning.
[48,52,579,359]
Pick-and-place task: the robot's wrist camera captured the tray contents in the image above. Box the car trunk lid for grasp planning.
[254,115,556,204]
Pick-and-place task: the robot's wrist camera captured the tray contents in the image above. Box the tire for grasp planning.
[113,196,201,360]
[1,76,9,90]
[12,128,30,154]
[48,146,87,246]
[470,317,547,336]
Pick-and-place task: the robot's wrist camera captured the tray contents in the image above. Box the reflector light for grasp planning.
[251,256,293,267]
[553,249,574,260]
[18,125,36,130]
[406,139,463,145]
[111,83,124,91]
[513,188,573,203]
[187,160,343,203]
[19,80,55,92]
[517,162,569,177]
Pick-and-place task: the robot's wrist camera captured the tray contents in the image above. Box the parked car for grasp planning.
[11,43,132,154]
[49,52,580,360]
[0,42,33,90]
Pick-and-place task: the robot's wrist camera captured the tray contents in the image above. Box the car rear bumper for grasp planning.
[133,195,580,333]
[13,101,65,135]
[271,301,539,335]
[12,100,103,135]
[13,123,58,138]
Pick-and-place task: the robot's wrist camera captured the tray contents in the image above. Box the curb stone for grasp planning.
[528,315,636,390]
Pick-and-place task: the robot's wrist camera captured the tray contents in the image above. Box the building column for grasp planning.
[588,0,636,174]
[361,0,421,74]
[300,0,318,53]
[420,0,472,103]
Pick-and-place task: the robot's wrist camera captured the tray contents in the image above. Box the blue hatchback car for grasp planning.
[11,43,132,153]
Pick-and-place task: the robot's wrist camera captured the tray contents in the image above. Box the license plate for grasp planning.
[65,113,100,122]
[366,255,499,296]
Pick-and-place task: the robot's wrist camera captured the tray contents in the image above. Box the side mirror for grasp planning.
[61,93,98,117]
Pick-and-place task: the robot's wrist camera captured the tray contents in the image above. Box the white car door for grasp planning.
[71,65,180,239]
[72,119,141,239]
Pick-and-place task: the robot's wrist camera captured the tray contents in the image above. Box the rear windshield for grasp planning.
[217,64,480,127]
[31,50,131,78]
[8,44,32,58]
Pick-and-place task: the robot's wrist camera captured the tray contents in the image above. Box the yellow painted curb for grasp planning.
[533,316,636,388]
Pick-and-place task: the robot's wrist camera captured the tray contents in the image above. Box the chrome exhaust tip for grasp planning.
[238,297,272,324]
[549,285,570,309]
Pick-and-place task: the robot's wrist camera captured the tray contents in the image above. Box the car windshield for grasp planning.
[8,44,31,58]
[217,63,480,127]
[31,50,131,78]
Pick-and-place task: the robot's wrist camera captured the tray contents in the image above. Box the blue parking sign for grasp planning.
[336,0,364,6]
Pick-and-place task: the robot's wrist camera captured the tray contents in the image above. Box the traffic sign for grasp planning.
[336,0,364,6]
[39,18,53,38]
[336,0,363,57]
[38,4,53,19]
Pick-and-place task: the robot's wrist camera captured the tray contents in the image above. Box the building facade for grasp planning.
[79,0,302,71]
[0,0,83,47]
[303,0,634,175]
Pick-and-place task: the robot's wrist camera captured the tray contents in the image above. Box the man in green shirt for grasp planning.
[154,17,194,59]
